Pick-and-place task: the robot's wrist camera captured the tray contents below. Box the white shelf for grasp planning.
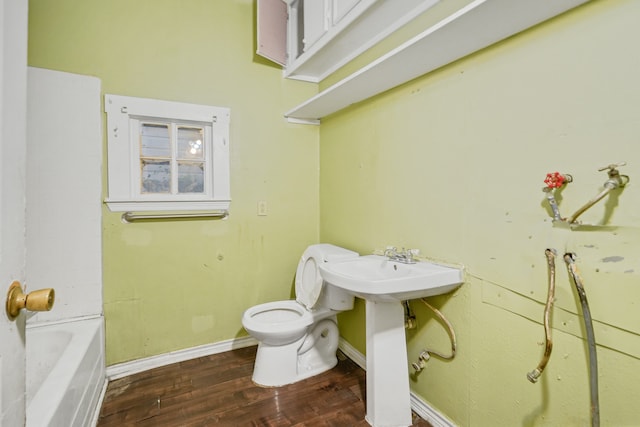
[285,0,589,124]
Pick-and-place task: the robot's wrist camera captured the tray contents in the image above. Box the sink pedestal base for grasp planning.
[365,300,412,427]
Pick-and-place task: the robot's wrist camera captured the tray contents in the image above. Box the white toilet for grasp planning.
[242,243,359,387]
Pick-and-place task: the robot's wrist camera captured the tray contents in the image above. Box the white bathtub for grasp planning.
[26,317,106,427]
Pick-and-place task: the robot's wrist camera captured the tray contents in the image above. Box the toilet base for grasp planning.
[252,319,339,387]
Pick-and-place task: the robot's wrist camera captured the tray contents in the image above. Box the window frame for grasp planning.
[104,94,230,212]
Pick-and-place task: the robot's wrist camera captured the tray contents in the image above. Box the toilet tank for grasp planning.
[312,243,358,262]
[318,281,355,311]
[314,244,358,311]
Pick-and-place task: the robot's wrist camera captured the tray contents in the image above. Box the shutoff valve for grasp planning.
[544,172,573,189]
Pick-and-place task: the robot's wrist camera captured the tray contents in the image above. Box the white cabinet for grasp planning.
[288,0,439,82]
[284,0,592,123]
[256,0,592,123]
[257,0,440,82]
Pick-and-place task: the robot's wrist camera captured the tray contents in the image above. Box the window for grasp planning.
[104,94,230,212]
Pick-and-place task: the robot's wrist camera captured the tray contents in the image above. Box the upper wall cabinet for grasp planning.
[258,0,592,123]
[258,0,440,82]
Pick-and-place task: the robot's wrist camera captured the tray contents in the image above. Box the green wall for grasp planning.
[27,0,640,425]
[322,1,640,426]
[28,0,320,364]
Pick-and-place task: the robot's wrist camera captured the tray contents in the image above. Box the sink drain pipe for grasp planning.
[527,248,557,383]
[564,252,600,427]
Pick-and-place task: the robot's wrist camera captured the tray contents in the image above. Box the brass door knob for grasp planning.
[5,281,55,320]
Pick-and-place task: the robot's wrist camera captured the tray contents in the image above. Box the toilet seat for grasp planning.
[242,300,313,335]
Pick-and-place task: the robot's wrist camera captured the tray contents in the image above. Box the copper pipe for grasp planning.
[527,248,557,383]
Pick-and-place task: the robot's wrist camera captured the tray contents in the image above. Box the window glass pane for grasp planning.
[141,159,170,193]
[178,162,204,193]
[141,123,170,157]
[177,126,204,160]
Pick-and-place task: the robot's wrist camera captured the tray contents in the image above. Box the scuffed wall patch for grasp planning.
[601,256,624,263]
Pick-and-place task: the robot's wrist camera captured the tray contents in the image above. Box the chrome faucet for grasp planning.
[384,247,418,264]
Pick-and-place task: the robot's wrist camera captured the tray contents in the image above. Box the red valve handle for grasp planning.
[544,172,565,189]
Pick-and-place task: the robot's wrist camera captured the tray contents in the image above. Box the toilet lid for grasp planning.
[294,248,325,309]
[295,244,359,309]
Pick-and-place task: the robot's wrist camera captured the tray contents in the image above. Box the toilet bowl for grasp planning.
[242,243,358,386]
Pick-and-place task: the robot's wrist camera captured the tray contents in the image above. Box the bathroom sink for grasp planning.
[319,255,463,302]
[319,253,464,425]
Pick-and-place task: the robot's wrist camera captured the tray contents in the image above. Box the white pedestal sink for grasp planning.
[320,255,463,427]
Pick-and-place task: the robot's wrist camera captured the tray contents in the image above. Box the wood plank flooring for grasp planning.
[97,346,434,426]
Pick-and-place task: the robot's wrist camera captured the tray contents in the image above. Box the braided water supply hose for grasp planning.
[527,248,557,383]
[411,299,457,372]
[564,253,600,427]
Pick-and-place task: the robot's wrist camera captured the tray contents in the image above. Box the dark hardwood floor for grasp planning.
[97,346,433,426]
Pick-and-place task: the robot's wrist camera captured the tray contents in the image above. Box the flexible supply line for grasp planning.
[567,185,614,224]
[567,163,629,224]
[412,298,457,373]
[527,248,557,383]
[564,253,600,427]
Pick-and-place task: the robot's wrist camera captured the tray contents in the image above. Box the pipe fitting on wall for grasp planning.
[412,350,431,372]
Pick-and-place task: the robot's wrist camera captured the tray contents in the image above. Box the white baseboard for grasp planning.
[106,336,258,380]
[338,337,367,368]
[338,338,456,427]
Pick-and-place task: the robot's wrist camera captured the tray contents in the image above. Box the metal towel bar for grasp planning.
[122,210,229,223]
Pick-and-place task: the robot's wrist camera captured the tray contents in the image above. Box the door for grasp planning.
[333,0,360,24]
[257,0,288,66]
[303,0,330,51]
[0,0,29,425]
